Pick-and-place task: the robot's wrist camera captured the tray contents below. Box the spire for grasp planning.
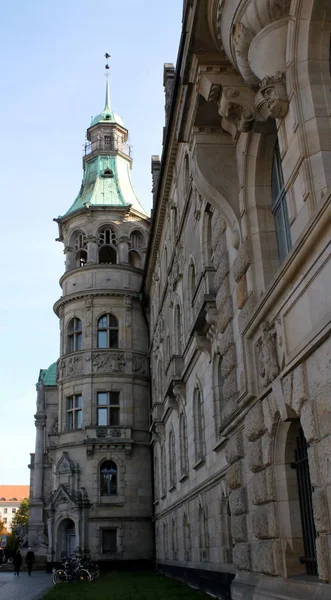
[104,73,111,113]
[104,55,111,113]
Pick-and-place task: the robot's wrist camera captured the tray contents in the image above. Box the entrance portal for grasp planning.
[57,518,76,560]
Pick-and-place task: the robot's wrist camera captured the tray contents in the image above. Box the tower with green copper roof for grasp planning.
[28,69,152,563]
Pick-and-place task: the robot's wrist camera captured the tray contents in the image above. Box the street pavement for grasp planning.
[0,569,53,600]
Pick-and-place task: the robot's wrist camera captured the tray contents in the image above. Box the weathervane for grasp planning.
[105,52,111,72]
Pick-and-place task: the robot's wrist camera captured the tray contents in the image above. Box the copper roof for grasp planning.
[0,485,29,502]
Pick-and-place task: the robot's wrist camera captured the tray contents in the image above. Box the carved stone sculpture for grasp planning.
[256,322,280,387]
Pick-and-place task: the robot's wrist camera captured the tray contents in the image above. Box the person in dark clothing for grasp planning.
[25,548,36,576]
[13,550,22,576]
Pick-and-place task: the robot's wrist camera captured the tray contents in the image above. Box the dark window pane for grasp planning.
[109,408,119,426]
[68,412,73,430]
[75,395,82,408]
[76,333,82,351]
[68,320,75,333]
[98,331,107,348]
[109,314,118,327]
[75,410,82,429]
[75,318,82,332]
[100,461,117,496]
[97,393,108,406]
[98,315,108,328]
[68,397,73,410]
[68,335,74,353]
[98,408,108,426]
[102,529,117,552]
[109,392,120,405]
[109,330,118,348]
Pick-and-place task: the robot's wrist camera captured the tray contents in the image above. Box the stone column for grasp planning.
[33,414,46,500]
[64,246,74,271]
[87,236,98,264]
[118,234,130,264]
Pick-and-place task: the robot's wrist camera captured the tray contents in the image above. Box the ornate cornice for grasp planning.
[53,289,141,316]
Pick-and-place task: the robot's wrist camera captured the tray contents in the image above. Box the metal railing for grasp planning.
[83,137,132,157]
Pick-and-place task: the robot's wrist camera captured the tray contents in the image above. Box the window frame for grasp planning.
[97,313,119,349]
[66,394,83,430]
[271,142,292,263]
[97,391,120,426]
[100,460,118,497]
[101,527,117,553]
[67,317,83,353]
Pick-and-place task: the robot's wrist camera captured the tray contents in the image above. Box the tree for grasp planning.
[11,498,29,529]
[0,515,7,535]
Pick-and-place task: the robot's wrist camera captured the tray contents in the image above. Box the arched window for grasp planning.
[97,313,119,348]
[174,305,182,355]
[271,142,292,263]
[128,250,142,269]
[183,512,191,561]
[67,317,82,353]
[199,505,210,561]
[130,229,144,251]
[179,412,189,476]
[169,429,176,488]
[100,460,117,496]
[194,387,205,462]
[98,227,117,264]
[74,232,87,267]
[188,262,196,301]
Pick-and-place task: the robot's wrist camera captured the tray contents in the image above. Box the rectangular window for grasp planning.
[104,135,113,148]
[3,518,7,524]
[102,528,117,553]
[67,394,82,430]
[4,508,7,514]
[272,143,292,263]
[97,392,120,426]
[12,508,16,513]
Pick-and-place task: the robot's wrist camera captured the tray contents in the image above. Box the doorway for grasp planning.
[57,518,76,560]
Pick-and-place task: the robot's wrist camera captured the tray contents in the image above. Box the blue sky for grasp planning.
[0,1,182,485]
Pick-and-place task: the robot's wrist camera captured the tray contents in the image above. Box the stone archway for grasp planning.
[57,518,76,560]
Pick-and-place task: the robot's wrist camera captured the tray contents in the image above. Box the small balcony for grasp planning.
[83,137,132,158]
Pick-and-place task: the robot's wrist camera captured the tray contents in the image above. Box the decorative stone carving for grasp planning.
[59,355,84,379]
[255,322,279,388]
[259,72,289,119]
[96,428,122,439]
[92,351,125,373]
[36,379,45,414]
[218,84,256,132]
[132,354,148,375]
[170,243,184,289]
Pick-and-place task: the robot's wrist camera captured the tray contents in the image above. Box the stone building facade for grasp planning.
[144,1,331,599]
[28,0,331,597]
[28,79,153,563]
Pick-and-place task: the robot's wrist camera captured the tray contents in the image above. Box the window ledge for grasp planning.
[168,484,176,493]
[213,437,227,453]
[160,493,166,500]
[193,458,205,470]
[179,473,189,483]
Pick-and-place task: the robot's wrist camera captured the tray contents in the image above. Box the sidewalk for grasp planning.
[0,570,53,600]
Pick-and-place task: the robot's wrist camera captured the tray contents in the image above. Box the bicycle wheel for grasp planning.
[53,569,68,584]
[78,568,92,582]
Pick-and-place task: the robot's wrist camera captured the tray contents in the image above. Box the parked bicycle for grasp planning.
[52,554,94,584]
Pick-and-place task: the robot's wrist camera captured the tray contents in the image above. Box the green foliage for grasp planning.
[4,532,20,552]
[0,515,7,534]
[11,497,29,529]
[43,571,209,600]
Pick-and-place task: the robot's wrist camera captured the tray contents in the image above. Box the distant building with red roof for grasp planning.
[0,485,29,531]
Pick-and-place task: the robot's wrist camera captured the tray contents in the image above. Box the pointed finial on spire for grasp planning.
[104,53,111,112]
